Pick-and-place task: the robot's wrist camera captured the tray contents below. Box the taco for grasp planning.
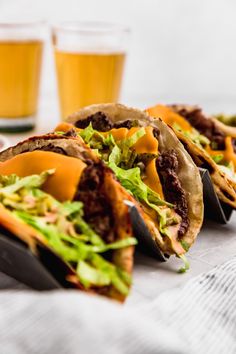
[213,113,236,136]
[0,134,137,301]
[55,103,203,268]
[146,104,236,209]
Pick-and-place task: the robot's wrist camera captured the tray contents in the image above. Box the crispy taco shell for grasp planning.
[0,134,135,301]
[163,104,236,208]
[67,103,204,256]
[146,104,236,209]
[171,129,236,209]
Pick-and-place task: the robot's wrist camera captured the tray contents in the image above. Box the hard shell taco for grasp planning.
[146,104,236,209]
[55,103,203,268]
[213,113,236,136]
[0,133,138,301]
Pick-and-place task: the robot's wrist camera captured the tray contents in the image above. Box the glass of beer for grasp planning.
[0,21,44,132]
[52,22,129,119]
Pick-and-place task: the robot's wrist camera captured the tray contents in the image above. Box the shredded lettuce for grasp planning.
[214,114,236,127]
[180,240,190,252]
[79,123,108,150]
[173,122,210,147]
[212,154,224,164]
[108,161,175,237]
[0,170,55,196]
[178,254,190,273]
[0,171,136,296]
[77,260,111,288]
[54,131,65,135]
[79,123,98,143]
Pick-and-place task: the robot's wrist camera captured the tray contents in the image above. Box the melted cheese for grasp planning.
[0,151,87,201]
[108,127,128,141]
[144,158,163,196]
[55,122,75,132]
[146,104,193,131]
[128,127,158,154]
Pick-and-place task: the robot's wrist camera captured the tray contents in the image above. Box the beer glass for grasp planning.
[0,21,44,132]
[52,22,129,119]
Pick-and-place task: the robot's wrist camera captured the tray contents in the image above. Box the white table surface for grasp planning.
[0,98,236,306]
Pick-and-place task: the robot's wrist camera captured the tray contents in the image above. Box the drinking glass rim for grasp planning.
[52,21,130,35]
[0,20,46,28]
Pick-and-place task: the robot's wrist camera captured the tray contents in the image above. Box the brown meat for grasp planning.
[76,163,115,243]
[75,112,113,132]
[114,120,140,129]
[156,150,189,237]
[170,105,226,150]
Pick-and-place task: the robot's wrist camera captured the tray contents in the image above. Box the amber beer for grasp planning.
[0,40,43,118]
[55,50,126,118]
[53,22,129,120]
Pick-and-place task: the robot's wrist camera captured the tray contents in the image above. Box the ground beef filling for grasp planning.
[75,163,115,243]
[156,150,189,237]
[75,112,113,132]
[113,119,140,129]
[62,129,78,138]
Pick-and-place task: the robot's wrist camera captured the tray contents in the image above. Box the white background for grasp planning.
[1,0,236,126]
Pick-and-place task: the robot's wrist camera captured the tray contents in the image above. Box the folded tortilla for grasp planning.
[0,134,137,301]
[147,104,236,209]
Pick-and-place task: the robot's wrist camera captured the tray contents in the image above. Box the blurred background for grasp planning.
[0,0,236,131]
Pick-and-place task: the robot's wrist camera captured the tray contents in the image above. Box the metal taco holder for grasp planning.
[125,200,167,262]
[0,228,73,290]
[199,168,233,223]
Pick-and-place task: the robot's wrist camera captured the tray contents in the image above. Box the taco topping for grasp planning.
[170,105,226,150]
[0,171,137,296]
[56,113,190,249]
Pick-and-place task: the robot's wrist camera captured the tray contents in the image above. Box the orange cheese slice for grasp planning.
[55,122,75,133]
[146,104,193,132]
[0,151,87,201]
[143,158,162,195]
[108,127,128,141]
[128,127,158,154]
[224,137,236,169]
